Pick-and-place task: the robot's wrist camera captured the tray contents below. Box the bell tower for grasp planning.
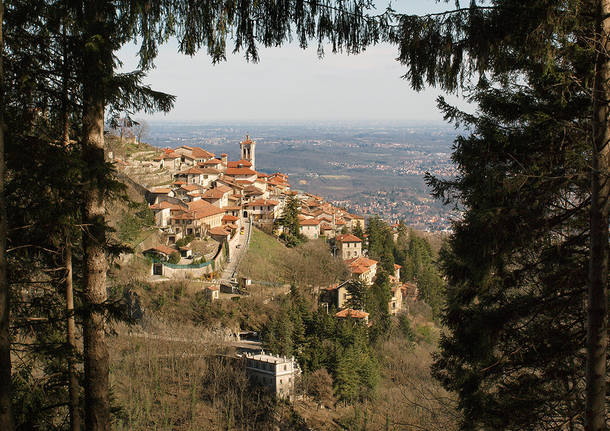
[240,135,256,170]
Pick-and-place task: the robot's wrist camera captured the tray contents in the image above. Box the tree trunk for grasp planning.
[62,28,81,431]
[65,236,80,431]
[0,1,14,430]
[586,2,610,430]
[82,2,110,430]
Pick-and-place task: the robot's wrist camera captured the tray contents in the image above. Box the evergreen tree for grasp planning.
[390,2,609,427]
[334,346,360,403]
[367,270,392,342]
[352,222,365,241]
[277,195,304,246]
[345,279,369,311]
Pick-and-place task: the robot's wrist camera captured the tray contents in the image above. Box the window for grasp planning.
[284,365,287,371]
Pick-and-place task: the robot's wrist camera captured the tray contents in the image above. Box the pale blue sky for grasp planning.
[117,1,472,123]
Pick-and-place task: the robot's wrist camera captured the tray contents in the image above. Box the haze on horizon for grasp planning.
[118,0,473,124]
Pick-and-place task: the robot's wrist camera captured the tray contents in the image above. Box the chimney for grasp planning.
[221,153,228,165]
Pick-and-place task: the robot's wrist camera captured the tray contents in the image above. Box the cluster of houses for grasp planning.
[134,135,418,326]
[294,194,365,240]
[142,137,290,266]
[140,136,371,274]
[322,233,419,324]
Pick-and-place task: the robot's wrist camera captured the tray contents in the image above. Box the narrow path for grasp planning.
[120,331,262,352]
[219,218,252,283]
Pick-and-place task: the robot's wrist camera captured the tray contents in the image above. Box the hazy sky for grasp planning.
[117,1,473,123]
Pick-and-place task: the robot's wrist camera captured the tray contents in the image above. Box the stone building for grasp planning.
[335,233,362,260]
[242,352,300,399]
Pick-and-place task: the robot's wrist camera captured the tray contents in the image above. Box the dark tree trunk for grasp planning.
[65,235,81,431]
[0,1,14,430]
[62,28,81,431]
[82,2,110,430]
[586,2,609,430]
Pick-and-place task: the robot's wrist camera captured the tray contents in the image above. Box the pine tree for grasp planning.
[368,270,392,342]
[390,2,608,427]
[334,346,360,403]
[353,222,365,240]
[277,195,304,246]
[345,279,369,311]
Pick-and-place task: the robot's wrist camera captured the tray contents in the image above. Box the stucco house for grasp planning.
[335,233,362,260]
[299,218,320,239]
[345,256,378,285]
[201,185,232,207]
[244,199,279,220]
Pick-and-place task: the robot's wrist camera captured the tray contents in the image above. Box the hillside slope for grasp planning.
[239,228,349,287]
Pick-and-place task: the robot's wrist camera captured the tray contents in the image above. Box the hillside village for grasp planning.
[115,136,422,361]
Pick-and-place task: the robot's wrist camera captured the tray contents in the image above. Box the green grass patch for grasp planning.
[238,227,296,283]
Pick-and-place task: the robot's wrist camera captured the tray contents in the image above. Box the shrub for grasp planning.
[168,252,180,264]
[175,234,195,248]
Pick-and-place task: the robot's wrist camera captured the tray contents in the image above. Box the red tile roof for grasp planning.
[300,219,320,226]
[227,159,253,168]
[335,234,362,243]
[177,167,206,175]
[151,187,172,194]
[181,184,201,192]
[335,309,369,319]
[345,257,377,274]
[150,201,184,211]
[245,199,279,207]
[202,186,231,199]
[191,147,215,159]
[225,167,257,176]
[187,200,225,217]
[217,177,244,189]
[208,226,230,236]
[345,256,377,267]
